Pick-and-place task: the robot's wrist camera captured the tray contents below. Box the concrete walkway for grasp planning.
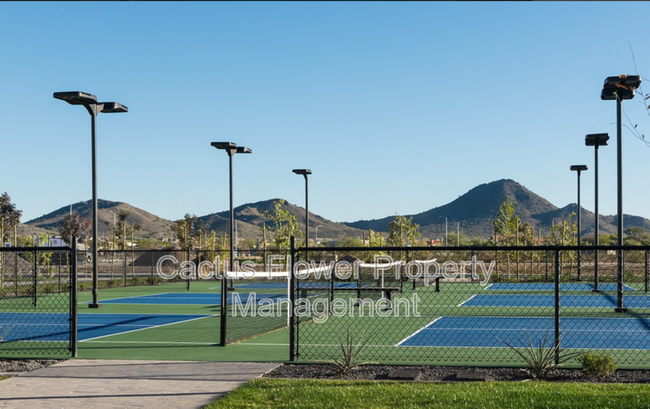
[0,359,279,408]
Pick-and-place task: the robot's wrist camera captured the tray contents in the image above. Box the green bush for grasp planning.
[579,352,617,378]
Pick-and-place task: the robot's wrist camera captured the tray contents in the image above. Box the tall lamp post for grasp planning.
[601,75,641,313]
[586,133,610,293]
[570,165,587,281]
[54,91,128,308]
[292,169,312,258]
[315,225,323,245]
[211,142,251,346]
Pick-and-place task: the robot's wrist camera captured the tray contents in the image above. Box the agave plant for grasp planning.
[333,322,373,375]
[500,327,580,380]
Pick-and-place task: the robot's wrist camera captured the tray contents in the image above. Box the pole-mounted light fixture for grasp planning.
[211,141,251,345]
[292,169,312,257]
[601,75,641,313]
[54,91,128,309]
[585,133,609,293]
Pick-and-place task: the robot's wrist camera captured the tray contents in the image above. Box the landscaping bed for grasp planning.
[0,359,62,374]
[265,363,650,383]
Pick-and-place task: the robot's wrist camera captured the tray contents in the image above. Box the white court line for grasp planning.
[79,292,172,304]
[395,317,442,346]
[82,340,218,345]
[79,314,216,342]
[483,284,493,290]
[457,294,477,307]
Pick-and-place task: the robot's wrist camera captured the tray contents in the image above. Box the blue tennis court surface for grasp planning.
[460,294,650,308]
[398,316,650,349]
[485,283,635,292]
[0,312,209,342]
[96,292,288,305]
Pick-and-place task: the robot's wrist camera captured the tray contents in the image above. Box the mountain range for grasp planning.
[22,179,650,241]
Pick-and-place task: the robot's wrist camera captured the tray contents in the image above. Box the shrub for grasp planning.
[579,352,617,378]
[500,329,580,380]
[332,322,372,375]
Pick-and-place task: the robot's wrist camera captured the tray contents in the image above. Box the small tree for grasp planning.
[58,212,91,245]
[0,193,22,286]
[367,230,385,247]
[262,199,302,250]
[494,198,522,278]
[387,215,421,247]
[0,192,22,245]
[494,197,520,245]
[172,213,198,250]
[114,210,130,250]
[547,213,577,278]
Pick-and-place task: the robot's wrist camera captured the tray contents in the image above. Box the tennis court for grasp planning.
[5,245,650,367]
[397,316,650,350]
[292,246,650,367]
[0,312,211,342]
[459,293,650,308]
[484,283,635,292]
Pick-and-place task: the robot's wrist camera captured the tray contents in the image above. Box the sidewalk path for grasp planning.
[0,359,279,408]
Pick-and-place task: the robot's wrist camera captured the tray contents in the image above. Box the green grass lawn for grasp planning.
[204,378,650,409]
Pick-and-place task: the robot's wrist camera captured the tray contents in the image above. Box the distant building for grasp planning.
[49,237,66,247]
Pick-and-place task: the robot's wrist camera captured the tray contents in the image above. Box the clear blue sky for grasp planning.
[2,2,650,227]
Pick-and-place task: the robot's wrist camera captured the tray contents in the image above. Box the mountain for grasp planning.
[345,179,650,239]
[22,198,364,243]
[19,179,650,243]
[24,199,174,238]
[197,199,364,241]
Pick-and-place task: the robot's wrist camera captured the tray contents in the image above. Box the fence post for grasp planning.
[554,248,560,365]
[643,249,648,293]
[220,249,228,346]
[14,251,18,297]
[289,236,296,361]
[187,247,191,291]
[33,249,38,308]
[71,238,78,358]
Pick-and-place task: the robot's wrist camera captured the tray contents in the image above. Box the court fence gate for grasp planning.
[289,241,650,368]
[0,240,77,358]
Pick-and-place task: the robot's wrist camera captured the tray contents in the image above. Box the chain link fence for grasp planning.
[290,244,650,368]
[0,246,76,357]
[73,248,290,346]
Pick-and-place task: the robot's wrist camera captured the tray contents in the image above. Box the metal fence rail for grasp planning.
[0,244,76,358]
[290,243,650,368]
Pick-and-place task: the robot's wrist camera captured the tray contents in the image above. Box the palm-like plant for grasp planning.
[500,328,580,380]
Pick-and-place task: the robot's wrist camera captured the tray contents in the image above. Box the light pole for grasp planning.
[315,225,323,245]
[211,142,251,346]
[601,75,641,313]
[570,165,587,281]
[457,222,460,247]
[54,91,127,308]
[585,133,610,293]
[292,169,312,256]
[440,217,448,247]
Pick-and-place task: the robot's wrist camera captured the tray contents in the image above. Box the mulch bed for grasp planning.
[265,363,650,383]
[0,359,63,374]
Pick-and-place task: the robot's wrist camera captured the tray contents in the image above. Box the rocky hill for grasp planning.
[345,179,650,239]
[25,199,174,238]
